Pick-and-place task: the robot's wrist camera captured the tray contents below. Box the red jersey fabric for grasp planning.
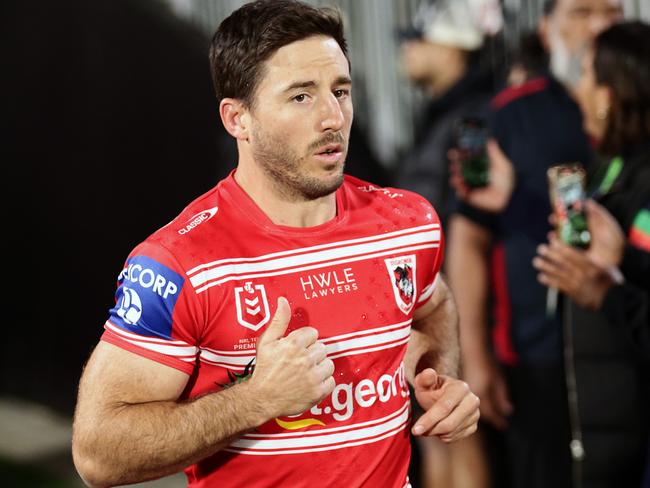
[102,173,443,487]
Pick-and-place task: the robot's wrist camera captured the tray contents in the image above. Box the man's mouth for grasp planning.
[316,143,343,155]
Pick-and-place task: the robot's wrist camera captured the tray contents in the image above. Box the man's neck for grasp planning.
[233,161,337,228]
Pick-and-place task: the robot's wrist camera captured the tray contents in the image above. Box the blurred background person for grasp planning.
[533,21,650,487]
[396,2,503,486]
[396,0,503,226]
[505,32,548,87]
[446,1,623,488]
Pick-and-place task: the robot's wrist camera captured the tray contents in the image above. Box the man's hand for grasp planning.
[533,235,617,310]
[411,368,480,443]
[462,353,512,430]
[449,139,515,213]
[250,297,335,418]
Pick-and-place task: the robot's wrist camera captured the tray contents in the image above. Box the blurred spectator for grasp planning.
[446,1,623,487]
[506,32,548,87]
[396,0,502,225]
[396,2,504,485]
[534,21,650,487]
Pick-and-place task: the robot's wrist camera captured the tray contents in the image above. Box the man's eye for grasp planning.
[293,94,307,102]
[334,89,349,98]
[571,8,592,18]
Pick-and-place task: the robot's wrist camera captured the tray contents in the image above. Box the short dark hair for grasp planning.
[593,21,650,155]
[209,0,348,107]
[543,0,557,16]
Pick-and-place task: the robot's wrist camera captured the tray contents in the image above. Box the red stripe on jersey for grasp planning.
[491,243,518,366]
[491,77,549,111]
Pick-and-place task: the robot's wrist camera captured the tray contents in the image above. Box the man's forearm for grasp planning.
[73,381,268,487]
[405,277,460,383]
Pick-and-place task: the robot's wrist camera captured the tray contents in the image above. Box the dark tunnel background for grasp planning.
[3,0,229,414]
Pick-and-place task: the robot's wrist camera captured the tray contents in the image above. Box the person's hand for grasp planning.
[411,368,480,443]
[584,199,625,268]
[533,235,615,310]
[449,139,515,213]
[250,297,335,418]
[462,353,512,430]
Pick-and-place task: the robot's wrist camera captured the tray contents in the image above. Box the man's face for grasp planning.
[400,39,447,86]
[546,0,623,53]
[246,35,353,201]
[543,0,623,86]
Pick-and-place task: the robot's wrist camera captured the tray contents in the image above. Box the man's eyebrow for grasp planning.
[334,76,352,85]
[283,80,317,93]
[282,76,352,93]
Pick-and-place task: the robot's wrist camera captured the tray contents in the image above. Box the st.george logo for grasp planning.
[385,255,417,314]
[234,281,271,331]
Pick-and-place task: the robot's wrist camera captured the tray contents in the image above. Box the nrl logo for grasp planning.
[234,281,271,331]
[385,255,417,315]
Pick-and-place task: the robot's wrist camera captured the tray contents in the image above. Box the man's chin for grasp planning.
[300,170,345,200]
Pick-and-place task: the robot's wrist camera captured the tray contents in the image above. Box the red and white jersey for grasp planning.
[102,173,443,488]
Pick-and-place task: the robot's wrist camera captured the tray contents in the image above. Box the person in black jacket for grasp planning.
[396,0,500,225]
[533,21,650,488]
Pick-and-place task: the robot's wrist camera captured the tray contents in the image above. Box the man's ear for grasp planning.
[220,98,250,141]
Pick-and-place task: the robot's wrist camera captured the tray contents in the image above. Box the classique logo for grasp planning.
[177,206,219,235]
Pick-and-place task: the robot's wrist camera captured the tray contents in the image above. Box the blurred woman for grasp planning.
[534,21,650,488]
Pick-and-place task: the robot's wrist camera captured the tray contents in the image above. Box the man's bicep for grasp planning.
[78,341,190,410]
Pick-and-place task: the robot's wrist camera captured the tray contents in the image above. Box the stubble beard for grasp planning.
[548,24,585,89]
[251,126,346,201]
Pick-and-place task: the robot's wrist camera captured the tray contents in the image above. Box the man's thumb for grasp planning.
[415,368,438,391]
[259,297,291,344]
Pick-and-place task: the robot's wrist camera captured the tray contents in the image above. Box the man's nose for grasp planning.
[318,93,345,132]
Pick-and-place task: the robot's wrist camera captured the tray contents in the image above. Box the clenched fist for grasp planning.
[249,297,336,419]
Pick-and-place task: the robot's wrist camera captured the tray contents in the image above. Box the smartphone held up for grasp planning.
[455,117,489,189]
[547,163,591,248]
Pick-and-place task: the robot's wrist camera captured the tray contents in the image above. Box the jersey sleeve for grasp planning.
[392,188,445,311]
[101,240,203,374]
[415,223,445,310]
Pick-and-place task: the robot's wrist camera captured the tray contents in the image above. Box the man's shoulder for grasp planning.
[490,75,560,112]
[343,175,441,227]
[133,180,233,267]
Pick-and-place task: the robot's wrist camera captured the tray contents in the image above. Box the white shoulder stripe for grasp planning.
[105,320,192,346]
[186,223,439,276]
[195,242,438,293]
[190,228,438,290]
[105,321,198,358]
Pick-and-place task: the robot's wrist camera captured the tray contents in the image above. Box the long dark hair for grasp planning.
[209,0,348,108]
[593,21,650,155]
